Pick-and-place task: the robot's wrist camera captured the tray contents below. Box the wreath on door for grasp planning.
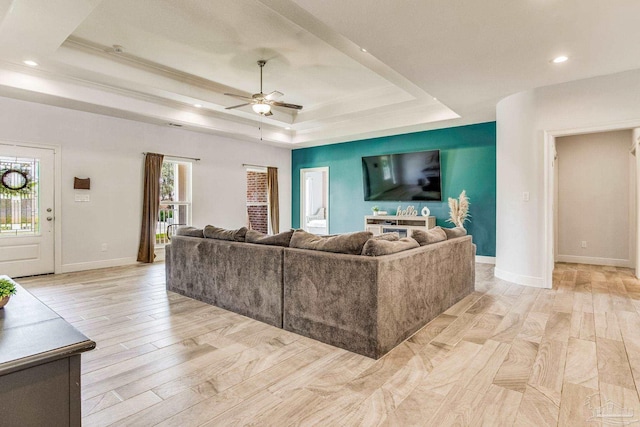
[0,168,34,195]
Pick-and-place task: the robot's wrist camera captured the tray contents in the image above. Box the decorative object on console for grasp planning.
[396,205,418,216]
[0,277,17,309]
[447,190,470,228]
[421,206,431,217]
[371,206,388,216]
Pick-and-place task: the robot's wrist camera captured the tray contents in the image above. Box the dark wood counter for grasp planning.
[0,277,95,427]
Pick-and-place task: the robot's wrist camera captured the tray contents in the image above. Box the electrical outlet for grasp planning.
[522,192,530,202]
[581,241,587,248]
[101,243,108,252]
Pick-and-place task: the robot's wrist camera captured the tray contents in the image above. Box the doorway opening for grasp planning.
[546,129,638,285]
[300,167,329,235]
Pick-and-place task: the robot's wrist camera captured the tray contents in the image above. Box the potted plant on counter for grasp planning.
[372,206,380,216]
[0,277,17,309]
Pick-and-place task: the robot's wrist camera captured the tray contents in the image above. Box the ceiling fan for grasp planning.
[224,60,303,116]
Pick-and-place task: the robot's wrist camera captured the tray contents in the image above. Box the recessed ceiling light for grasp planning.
[23,60,38,67]
[360,48,367,53]
[552,55,569,64]
[285,127,291,130]
[194,104,202,108]
[433,97,438,101]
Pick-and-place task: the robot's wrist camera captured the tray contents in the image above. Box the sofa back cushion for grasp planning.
[176,226,204,238]
[412,226,447,246]
[361,237,420,256]
[203,225,248,242]
[443,227,468,239]
[246,229,294,247]
[290,230,372,255]
[370,232,400,242]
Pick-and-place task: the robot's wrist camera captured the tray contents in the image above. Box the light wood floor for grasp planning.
[18,262,640,426]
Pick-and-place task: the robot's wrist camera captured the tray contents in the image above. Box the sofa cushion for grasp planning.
[412,227,447,246]
[245,229,294,247]
[203,225,248,242]
[361,237,420,256]
[290,230,373,255]
[175,226,204,238]
[370,232,400,242]
[443,227,468,239]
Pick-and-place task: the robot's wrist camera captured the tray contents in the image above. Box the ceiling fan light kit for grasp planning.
[225,60,303,116]
[252,102,271,115]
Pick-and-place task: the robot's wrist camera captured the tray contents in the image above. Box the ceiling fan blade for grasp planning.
[270,101,303,110]
[225,103,251,110]
[224,93,254,101]
[264,110,273,117]
[265,91,283,100]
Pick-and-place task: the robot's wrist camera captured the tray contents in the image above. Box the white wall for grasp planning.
[556,130,632,265]
[0,96,292,272]
[496,68,640,287]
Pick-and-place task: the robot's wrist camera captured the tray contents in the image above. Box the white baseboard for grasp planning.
[59,257,138,273]
[494,267,549,289]
[476,256,496,264]
[555,254,632,268]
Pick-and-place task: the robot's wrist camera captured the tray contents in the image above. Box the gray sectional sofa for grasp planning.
[165,228,475,359]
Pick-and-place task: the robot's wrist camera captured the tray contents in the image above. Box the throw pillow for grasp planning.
[245,229,294,247]
[203,225,248,242]
[370,232,400,241]
[289,230,373,255]
[175,226,204,238]
[412,227,447,246]
[443,227,468,239]
[361,237,420,256]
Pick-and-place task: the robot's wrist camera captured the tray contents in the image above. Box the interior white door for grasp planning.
[0,145,55,277]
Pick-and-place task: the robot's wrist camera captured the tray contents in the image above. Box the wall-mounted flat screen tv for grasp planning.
[362,150,442,201]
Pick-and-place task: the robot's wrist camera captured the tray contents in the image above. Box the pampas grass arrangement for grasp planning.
[447,190,470,228]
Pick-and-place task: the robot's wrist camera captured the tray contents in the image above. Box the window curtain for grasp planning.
[137,152,164,263]
[267,167,279,234]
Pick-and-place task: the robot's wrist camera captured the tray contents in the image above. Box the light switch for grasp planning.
[75,193,90,202]
[522,192,530,202]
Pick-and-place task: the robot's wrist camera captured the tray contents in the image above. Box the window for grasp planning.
[157,159,192,245]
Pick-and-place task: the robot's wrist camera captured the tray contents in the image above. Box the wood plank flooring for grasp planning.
[17,262,640,426]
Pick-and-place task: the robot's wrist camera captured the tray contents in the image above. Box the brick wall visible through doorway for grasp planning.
[247,171,268,233]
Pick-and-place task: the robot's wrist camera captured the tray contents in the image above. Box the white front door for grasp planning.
[0,145,55,277]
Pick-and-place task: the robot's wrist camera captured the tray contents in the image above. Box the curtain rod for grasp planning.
[142,152,200,161]
[243,163,276,169]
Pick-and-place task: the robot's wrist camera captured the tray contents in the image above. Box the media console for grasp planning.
[364,215,436,238]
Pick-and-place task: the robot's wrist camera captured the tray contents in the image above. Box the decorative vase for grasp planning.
[421,207,431,217]
[0,295,9,309]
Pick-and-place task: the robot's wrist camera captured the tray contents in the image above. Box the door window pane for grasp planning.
[0,157,39,236]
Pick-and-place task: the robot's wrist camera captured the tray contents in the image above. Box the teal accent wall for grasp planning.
[291,122,496,256]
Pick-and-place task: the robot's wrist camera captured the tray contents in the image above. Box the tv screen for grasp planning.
[362,150,442,201]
